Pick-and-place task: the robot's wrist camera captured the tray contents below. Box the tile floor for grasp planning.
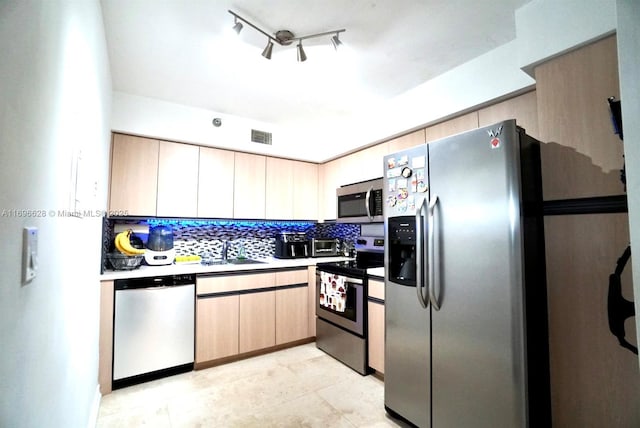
[97,343,407,427]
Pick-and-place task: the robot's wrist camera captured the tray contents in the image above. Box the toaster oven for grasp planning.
[311,238,340,257]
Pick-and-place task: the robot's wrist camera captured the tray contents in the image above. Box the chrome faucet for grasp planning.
[221,240,229,261]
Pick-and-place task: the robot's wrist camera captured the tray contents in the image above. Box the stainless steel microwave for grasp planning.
[336,178,384,223]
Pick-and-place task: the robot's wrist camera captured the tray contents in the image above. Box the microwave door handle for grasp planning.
[365,187,374,221]
[415,198,428,309]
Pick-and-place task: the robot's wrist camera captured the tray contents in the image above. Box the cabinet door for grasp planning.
[425,111,479,142]
[478,90,539,139]
[346,142,389,183]
[367,301,385,374]
[308,266,316,336]
[198,147,235,218]
[109,134,159,216]
[266,157,294,219]
[239,290,275,353]
[275,286,309,345]
[234,152,266,219]
[292,161,318,220]
[318,157,342,221]
[156,141,199,217]
[535,35,623,200]
[387,129,426,154]
[196,295,239,362]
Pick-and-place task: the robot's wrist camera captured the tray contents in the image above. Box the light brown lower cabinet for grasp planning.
[276,286,309,345]
[239,290,276,353]
[367,279,385,374]
[195,294,239,362]
[367,301,385,374]
[194,269,315,367]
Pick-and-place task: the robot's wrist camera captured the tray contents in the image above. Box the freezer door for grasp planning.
[428,120,529,427]
[384,280,430,428]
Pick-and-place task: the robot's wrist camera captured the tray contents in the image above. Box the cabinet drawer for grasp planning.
[197,272,276,295]
[368,279,385,301]
[275,268,308,286]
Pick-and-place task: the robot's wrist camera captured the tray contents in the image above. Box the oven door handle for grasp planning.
[316,272,363,285]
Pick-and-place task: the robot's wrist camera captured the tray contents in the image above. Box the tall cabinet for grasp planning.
[234,152,266,219]
[156,141,199,217]
[534,35,639,427]
[109,134,159,217]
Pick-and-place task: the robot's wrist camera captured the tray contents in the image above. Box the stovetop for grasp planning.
[317,236,384,278]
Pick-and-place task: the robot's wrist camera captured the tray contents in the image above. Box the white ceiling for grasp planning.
[101,0,530,131]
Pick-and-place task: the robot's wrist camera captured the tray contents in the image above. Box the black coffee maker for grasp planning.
[275,232,309,259]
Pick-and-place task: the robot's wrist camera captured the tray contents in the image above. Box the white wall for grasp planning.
[110,0,618,163]
[516,0,617,74]
[0,1,112,427]
[616,0,640,366]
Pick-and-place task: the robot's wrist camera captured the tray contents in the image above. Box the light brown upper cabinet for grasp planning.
[341,142,389,184]
[156,141,199,218]
[234,152,266,219]
[198,147,235,218]
[478,90,539,140]
[387,129,427,154]
[292,161,318,220]
[425,111,479,142]
[109,134,159,217]
[535,35,624,200]
[318,157,343,222]
[266,157,294,220]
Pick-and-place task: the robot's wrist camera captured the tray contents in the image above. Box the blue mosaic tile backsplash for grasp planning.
[102,218,360,271]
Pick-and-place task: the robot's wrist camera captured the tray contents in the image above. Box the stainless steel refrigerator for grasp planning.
[383,120,551,427]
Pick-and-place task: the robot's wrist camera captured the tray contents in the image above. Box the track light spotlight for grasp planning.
[228,10,345,62]
[232,19,243,35]
[331,33,343,50]
[296,42,307,62]
[262,40,274,60]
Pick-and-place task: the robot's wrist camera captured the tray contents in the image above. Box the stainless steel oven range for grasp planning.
[315,236,384,375]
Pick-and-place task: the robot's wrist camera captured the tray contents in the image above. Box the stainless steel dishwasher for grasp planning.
[113,274,195,389]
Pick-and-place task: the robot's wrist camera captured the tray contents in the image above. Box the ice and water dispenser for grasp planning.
[387,216,417,285]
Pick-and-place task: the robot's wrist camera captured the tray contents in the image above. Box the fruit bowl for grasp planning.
[107,252,144,270]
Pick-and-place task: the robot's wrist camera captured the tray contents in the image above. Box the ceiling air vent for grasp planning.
[251,129,272,145]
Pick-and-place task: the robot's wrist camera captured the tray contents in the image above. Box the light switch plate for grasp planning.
[23,226,38,284]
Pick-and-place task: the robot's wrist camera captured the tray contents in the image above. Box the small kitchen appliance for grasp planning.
[144,225,176,266]
[311,238,340,257]
[336,178,384,223]
[274,231,309,259]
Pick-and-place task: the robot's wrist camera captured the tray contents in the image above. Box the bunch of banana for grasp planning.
[114,229,145,256]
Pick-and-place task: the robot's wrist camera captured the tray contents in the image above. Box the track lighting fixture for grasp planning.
[262,40,274,59]
[331,33,342,50]
[232,18,243,35]
[296,42,307,62]
[228,10,345,61]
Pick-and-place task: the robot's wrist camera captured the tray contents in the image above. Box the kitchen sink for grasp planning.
[227,258,266,265]
[206,258,266,265]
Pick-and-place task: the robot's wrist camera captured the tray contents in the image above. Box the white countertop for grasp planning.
[100,256,353,281]
[367,267,385,278]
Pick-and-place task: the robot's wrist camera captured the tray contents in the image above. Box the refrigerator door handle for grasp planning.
[416,198,428,308]
[428,195,441,311]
